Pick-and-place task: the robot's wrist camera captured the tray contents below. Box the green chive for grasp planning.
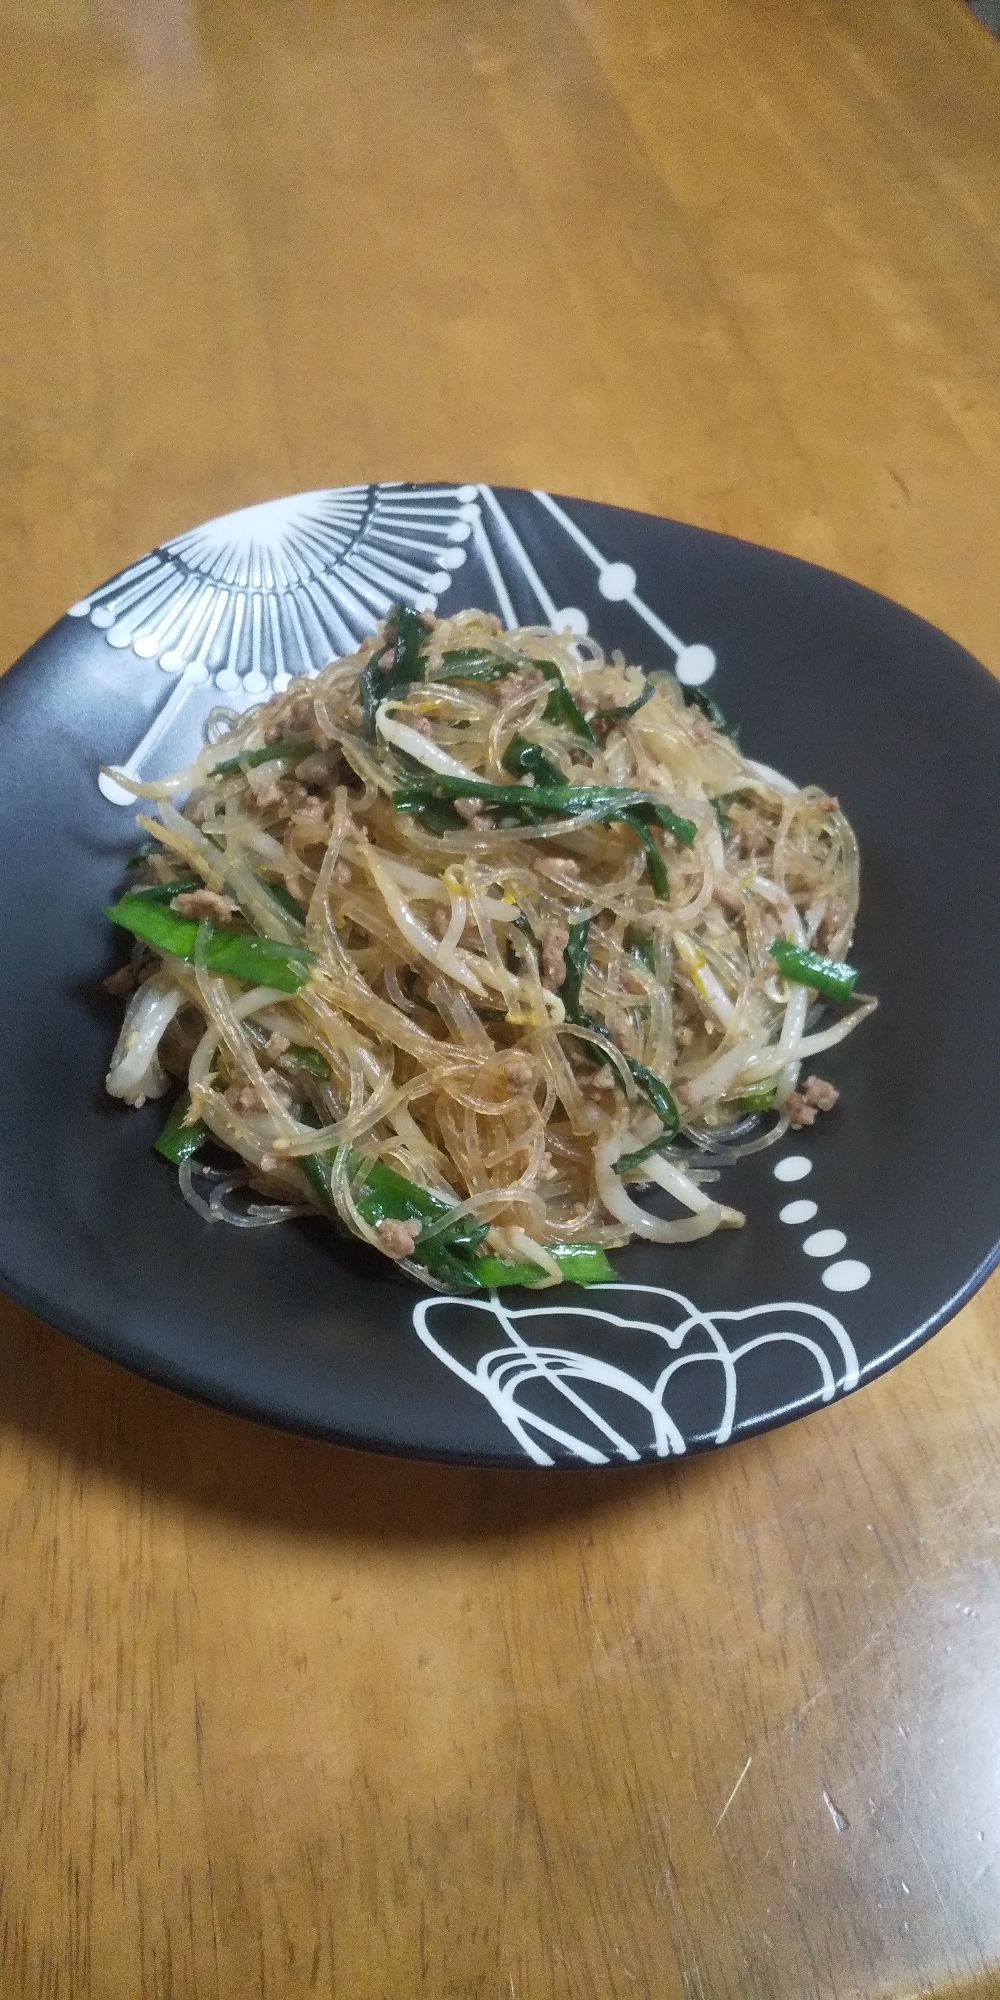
[154,1091,209,1165]
[501,733,565,790]
[105,894,315,994]
[211,735,315,776]
[769,939,859,1003]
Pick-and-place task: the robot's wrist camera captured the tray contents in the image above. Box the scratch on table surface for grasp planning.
[889,1795,953,1928]
[789,1485,992,1746]
[788,1577,926,1741]
[497,1733,524,2000]
[655,1858,707,1999]
[925,1464,991,1547]
[714,1755,752,1833]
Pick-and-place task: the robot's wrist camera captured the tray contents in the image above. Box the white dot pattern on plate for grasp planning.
[773,1151,871,1291]
[598,561,636,601]
[674,642,717,687]
[803,1229,848,1259]
[822,1260,871,1292]
[779,1198,818,1225]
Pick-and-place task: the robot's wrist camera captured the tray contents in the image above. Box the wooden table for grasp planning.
[3,3,999,1994]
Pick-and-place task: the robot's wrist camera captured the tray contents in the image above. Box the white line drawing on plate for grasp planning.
[476,485,589,636]
[412,1283,860,1466]
[532,489,717,685]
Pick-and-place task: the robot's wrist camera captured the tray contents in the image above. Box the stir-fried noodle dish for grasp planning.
[103,605,875,1293]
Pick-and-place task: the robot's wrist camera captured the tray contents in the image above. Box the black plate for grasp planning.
[2,482,999,1467]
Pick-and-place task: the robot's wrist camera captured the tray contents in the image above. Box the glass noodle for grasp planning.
[102,605,875,1292]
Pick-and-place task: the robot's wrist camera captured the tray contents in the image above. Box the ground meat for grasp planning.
[505,667,545,697]
[345,703,363,731]
[295,797,328,823]
[537,857,580,887]
[581,1069,616,1097]
[225,1082,265,1114]
[375,1217,421,1259]
[264,694,314,744]
[417,609,437,631]
[713,875,744,914]
[170,889,239,924]
[377,648,396,673]
[261,1032,290,1062]
[675,1025,695,1049]
[504,1057,534,1093]
[785,1093,817,1128]
[541,923,569,990]
[738,822,772,858]
[431,907,451,938]
[786,1075,840,1126]
[102,964,136,996]
[802,1074,840,1112]
[183,797,208,826]
[332,860,352,887]
[674,1083,699,1109]
[454,797,483,824]
[247,775,285,812]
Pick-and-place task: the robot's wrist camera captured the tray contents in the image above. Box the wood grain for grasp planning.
[2,2,999,1993]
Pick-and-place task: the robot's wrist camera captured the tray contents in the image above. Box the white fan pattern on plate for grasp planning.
[81,483,481,801]
[413,1284,860,1465]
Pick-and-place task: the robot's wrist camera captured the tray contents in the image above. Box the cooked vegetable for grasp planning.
[211,736,315,776]
[501,733,565,790]
[106,893,316,993]
[359,603,429,741]
[154,1091,209,1164]
[683,683,733,735]
[299,1143,612,1290]
[769,940,860,1003]
[594,682,655,723]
